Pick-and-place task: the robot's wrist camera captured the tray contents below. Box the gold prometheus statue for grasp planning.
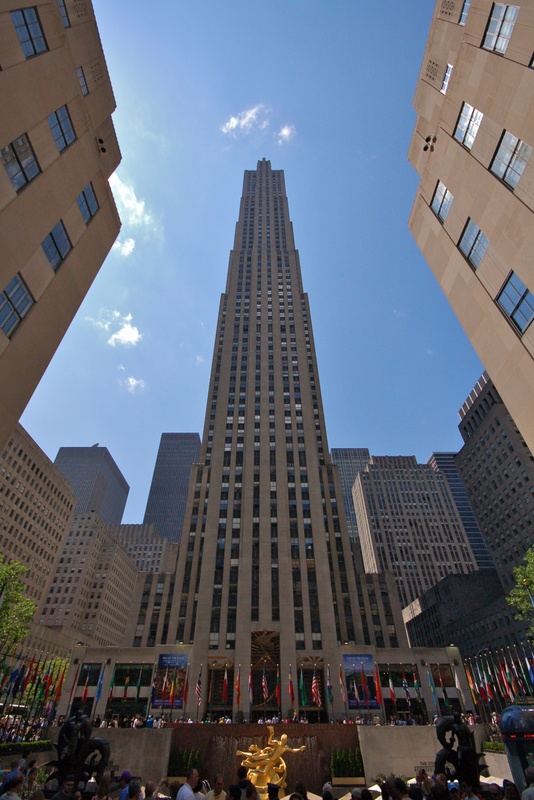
[237,726,306,796]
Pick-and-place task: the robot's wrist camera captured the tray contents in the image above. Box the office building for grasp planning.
[55,445,129,524]
[109,522,179,573]
[331,448,371,541]
[143,433,201,542]
[0,0,121,453]
[408,0,534,455]
[456,372,534,595]
[354,455,476,608]
[428,451,493,569]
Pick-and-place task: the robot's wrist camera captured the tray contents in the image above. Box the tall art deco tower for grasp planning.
[169,160,402,719]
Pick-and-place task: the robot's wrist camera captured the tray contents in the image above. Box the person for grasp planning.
[1,771,25,800]
[91,775,111,800]
[20,769,39,800]
[489,785,504,800]
[503,783,520,800]
[245,786,258,800]
[522,770,534,800]
[18,754,33,777]
[237,769,252,800]
[50,776,75,800]
[204,776,226,800]
[352,790,362,800]
[361,791,373,800]
[177,770,199,800]
[118,773,132,800]
[227,787,241,800]
[129,782,142,800]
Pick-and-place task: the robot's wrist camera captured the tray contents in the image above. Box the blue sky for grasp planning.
[21,1,483,523]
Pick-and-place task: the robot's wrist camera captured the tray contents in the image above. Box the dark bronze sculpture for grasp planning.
[434,713,484,787]
[50,710,110,786]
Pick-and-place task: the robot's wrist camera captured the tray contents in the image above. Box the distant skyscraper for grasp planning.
[428,451,492,569]
[331,448,371,541]
[55,445,129,524]
[0,0,120,453]
[143,433,201,542]
[354,456,476,608]
[408,0,534,454]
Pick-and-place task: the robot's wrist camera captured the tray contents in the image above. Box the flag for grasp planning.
[136,666,142,702]
[21,656,34,694]
[123,667,130,702]
[208,670,213,704]
[413,669,422,702]
[222,668,228,703]
[183,665,189,705]
[299,669,307,706]
[95,664,104,703]
[161,669,168,705]
[81,674,89,704]
[339,665,346,705]
[521,646,534,692]
[248,667,253,705]
[388,668,396,705]
[454,665,465,709]
[195,669,202,706]
[327,665,334,705]
[288,665,295,707]
[482,656,495,701]
[262,666,268,701]
[55,664,66,705]
[275,665,281,707]
[427,666,439,711]
[360,663,369,707]
[352,676,360,707]
[235,665,240,705]
[68,662,81,706]
[374,665,383,705]
[437,666,450,711]
[312,670,322,707]
[108,666,116,703]
[169,669,176,709]
[402,673,411,702]
[464,662,478,706]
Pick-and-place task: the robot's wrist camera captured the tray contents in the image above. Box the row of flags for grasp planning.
[0,651,69,718]
[464,646,534,707]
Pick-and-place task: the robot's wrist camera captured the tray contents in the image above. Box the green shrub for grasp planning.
[482,741,505,753]
[0,741,53,756]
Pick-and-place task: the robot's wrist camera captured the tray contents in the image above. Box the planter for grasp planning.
[332,778,366,786]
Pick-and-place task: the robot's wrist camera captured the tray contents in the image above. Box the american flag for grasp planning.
[312,670,322,707]
[195,669,202,706]
[262,667,268,701]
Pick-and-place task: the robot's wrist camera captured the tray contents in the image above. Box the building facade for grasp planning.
[0,0,121,452]
[354,455,476,608]
[109,522,179,573]
[143,433,201,542]
[428,451,493,569]
[408,0,534,455]
[331,447,371,542]
[55,445,129,524]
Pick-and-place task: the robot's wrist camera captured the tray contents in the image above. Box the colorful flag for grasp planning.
[339,665,346,705]
[427,666,438,711]
[123,667,130,701]
[136,667,142,702]
[161,669,168,705]
[222,668,228,703]
[208,670,213,704]
[374,665,383,705]
[288,665,295,707]
[352,676,360,707]
[464,662,478,706]
[95,664,104,703]
[248,667,253,705]
[453,665,465,709]
[388,668,396,706]
[413,669,422,702]
[299,669,307,706]
[360,663,369,707]
[183,665,189,705]
[312,670,322,707]
[262,666,268,701]
[402,673,411,702]
[108,666,116,703]
[437,666,450,711]
[327,665,334,705]
[235,665,240,705]
[275,665,281,707]
[169,669,176,708]
[81,674,89,704]
[195,669,202,706]
[68,662,81,707]
[21,656,34,694]
[55,663,66,705]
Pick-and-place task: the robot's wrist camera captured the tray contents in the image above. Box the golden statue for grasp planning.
[237,726,306,796]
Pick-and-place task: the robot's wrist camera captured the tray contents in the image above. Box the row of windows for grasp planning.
[459,2,519,59]
[11,2,71,61]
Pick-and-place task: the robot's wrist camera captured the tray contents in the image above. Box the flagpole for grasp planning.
[147,662,157,720]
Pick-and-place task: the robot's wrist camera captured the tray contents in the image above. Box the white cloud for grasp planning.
[109,173,154,228]
[124,376,146,394]
[277,124,296,145]
[86,310,143,348]
[221,104,270,136]
[195,355,205,366]
[112,237,136,257]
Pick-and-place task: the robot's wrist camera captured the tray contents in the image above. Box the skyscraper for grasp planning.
[331,448,371,541]
[55,445,129,524]
[166,160,402,717]
[408,0,534,455]
[0,0,120,452]
[143,433,201,542]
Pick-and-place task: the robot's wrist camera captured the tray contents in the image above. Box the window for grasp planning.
[47,106,76,152]
[483,4,519,53]
[10,7,47,58]
[0,274,34,337]
[76,66,89,96]
[490,130,532,189]
[56,0,70,27]
[454,103,483,149]
[42,221,72,269]
[459,219,489,268]
[77,183,99,223]
[459,0,470,25]
[441,64,453,94]
[497,272,534,333]
[431,181,454,222]
[1,134,40,191]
